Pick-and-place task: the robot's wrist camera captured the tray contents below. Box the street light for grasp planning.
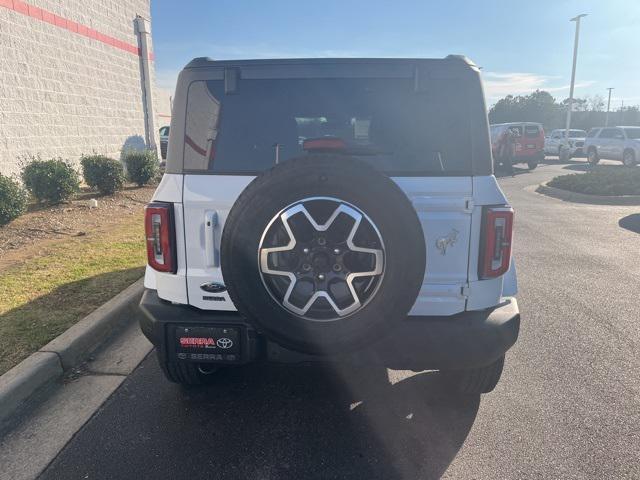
[605,87,614,126]
[564,14,588,147]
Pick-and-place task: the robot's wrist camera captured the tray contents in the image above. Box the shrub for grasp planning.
[0,174,28,226]
[123,150,159,186]
[21,157,80,203]
[81,154,125,195]
[548,166,640,196]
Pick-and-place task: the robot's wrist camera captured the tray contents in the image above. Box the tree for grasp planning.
[489,90,563,129]
[488,90,639,131]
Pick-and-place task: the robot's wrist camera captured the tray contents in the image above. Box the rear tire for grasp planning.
[623,149,637,167]
[441,355,505,394]
[527,160,538,170]
[587,148,600,166]
[159,355,219,386]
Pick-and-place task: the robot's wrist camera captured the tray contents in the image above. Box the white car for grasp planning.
[139,56,520,394]
[584,126,640,166]
[544,129,587,159]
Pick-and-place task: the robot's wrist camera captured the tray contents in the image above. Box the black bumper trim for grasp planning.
[139,289,520,370]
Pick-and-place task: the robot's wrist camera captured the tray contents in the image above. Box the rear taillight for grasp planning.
[479,206,514,279]
[144,202,176,273]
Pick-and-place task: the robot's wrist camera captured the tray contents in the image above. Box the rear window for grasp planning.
[624,128,640,139]
[508,126,523,136]
[183,77,475,176]
[524,125,540,138]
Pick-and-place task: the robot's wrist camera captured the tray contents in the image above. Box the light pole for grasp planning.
[564,14,588,144]
[605,87,614,126]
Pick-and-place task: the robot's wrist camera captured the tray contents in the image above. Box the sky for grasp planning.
[150,0,640,108]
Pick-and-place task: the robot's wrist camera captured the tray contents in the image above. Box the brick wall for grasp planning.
[0,0,157,177]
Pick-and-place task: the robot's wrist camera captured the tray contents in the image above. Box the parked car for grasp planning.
[584,126,640,166]
[159,126,169,159]
[544,129,587,159]
[490,122,545,170]
[139,56,520,394]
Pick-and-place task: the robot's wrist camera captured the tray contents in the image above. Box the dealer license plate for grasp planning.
[175,326,240,362]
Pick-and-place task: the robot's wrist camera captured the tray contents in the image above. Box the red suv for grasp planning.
[490,122,545,170]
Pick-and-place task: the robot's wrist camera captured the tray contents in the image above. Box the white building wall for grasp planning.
[0,0,157,177]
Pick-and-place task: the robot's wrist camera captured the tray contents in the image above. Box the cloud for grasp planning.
[483,72,595,102]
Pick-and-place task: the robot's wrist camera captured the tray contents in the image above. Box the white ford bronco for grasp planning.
[139,56,520,394]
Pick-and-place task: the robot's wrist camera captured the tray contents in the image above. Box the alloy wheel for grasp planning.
[258,197,385,321]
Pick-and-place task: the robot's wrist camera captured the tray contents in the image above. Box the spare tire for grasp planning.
[221,155,425,354]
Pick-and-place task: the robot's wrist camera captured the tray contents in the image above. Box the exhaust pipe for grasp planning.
[197,365,218,375]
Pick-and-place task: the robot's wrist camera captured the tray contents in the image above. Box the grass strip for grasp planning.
[0,215,145,375]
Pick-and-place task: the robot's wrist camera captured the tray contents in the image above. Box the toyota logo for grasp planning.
[216,338,233,349]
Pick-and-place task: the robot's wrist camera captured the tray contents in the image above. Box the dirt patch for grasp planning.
[0,185,154,270]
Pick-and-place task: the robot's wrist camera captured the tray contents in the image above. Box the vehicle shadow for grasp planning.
[174,363,480,479]
[540,157,586,166]
[619,214,640,234]
[562,163,593,172]
[0,267,144,376]
[495,166,530,178]
[42,357,480,480]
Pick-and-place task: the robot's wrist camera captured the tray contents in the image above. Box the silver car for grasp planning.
[544,129,587,159]
[584,126,640,166]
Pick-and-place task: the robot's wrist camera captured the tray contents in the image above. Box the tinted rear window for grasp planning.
[183,77,475,175]
[508,126,523,136]
[524,125,540,138]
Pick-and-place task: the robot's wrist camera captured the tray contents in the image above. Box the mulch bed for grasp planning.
[0,185,154,268]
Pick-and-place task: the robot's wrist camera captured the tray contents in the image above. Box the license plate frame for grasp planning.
[174,325,241,363]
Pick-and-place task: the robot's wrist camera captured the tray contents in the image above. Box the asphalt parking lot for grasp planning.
[38,160,640,480]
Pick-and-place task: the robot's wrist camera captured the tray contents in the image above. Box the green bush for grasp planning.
[0,174,28,226]
[548,166,640,196]
[122,150,159,187]
[21,157,80,203]
[81,154,125,195]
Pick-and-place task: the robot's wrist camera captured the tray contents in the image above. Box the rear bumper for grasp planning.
[139,289,520,370]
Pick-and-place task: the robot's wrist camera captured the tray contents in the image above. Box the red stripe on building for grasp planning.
[1,0,153,59]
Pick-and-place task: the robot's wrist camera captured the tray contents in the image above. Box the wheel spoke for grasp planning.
[259,198,385,320]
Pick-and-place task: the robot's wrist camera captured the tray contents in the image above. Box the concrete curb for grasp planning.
[0,353,62,427]
[536,182,640,206]
[0,278,144,426]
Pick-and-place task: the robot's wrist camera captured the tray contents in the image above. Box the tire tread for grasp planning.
[160,356,212,385]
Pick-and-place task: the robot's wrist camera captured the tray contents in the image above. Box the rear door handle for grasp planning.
[204,211,219,267]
